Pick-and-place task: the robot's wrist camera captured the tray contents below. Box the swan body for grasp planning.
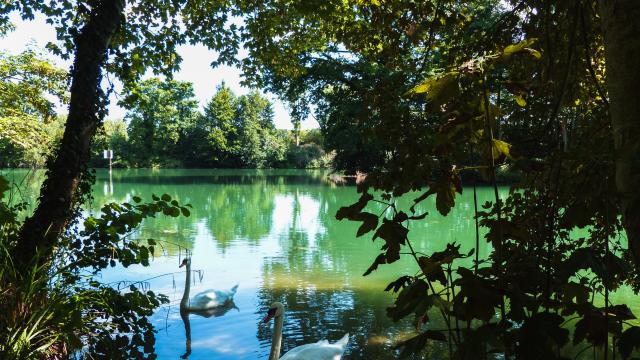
[187,286,238,309]
[278,334,349,360]
[262,302,349,360]
[179,258,238,311]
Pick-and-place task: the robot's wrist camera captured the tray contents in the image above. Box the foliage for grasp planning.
[196,82,239,167]
[227,0,640,358]
[6,0,636,358]
[0,115,48,167]
[122,78,199,167]
[0,176,191,358]
[95,80,328,169]
[90,118,129,168]
[0,49,68,167]
[286,143,325,169]
[0,48,68,121]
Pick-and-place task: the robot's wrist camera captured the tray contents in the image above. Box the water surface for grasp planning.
[4,169,638,359]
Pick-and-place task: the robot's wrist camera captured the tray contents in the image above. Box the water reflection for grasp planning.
[3,169,518,359]
[180,303,238,359]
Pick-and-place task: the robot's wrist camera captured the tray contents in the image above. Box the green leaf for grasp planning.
[384,276,412,292]
[609,304,636,320]
[501,38,539,61]
[407,72,460,110]
[514,93,527,107]
[363,253,386,276]
[562,282,589,304]
[524,47,542,59]
[132,196,142,203]
[418,256,447,285]
[517,313,570,358]
[161,194,171,202]
[336,192,373,220]
[386,279,430,322]
[491,139,513,160]
[453,268,503,321]
[180,207,191,217]
[435,184,456,216]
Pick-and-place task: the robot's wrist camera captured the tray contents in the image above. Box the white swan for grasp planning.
[179,258,238,311]
[261,302,349,360]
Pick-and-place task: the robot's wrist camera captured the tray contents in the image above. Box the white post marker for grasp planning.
[103,149,114,174]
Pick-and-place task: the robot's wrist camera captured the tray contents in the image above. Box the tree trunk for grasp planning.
[599,1,640,267]
[16,0,125,267]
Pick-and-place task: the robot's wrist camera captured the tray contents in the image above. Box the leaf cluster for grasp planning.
[0,176,192,358]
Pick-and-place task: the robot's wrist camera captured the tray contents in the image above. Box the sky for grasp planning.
[0,12,318,130]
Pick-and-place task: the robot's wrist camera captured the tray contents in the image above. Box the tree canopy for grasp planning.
[2,0,640,358]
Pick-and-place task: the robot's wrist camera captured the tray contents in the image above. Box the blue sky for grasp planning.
[0,12,318,130]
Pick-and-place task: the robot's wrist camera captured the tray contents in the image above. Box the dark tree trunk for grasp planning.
[599,1,640,267]
[16,0,125,267]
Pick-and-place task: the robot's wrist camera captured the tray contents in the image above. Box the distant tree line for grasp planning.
[0,52,332,169]
[89,78,332,169]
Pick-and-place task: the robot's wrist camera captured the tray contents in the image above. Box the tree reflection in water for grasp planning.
[6,169,504,359]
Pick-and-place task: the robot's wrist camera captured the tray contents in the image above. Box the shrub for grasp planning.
[0,176,189,359]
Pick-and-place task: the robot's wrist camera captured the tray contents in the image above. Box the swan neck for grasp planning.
[180,262,191,309]
[269,313,284,360]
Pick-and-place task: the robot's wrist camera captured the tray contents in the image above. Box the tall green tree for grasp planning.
[5,0,233,267]
[235,91,274,168]
[0,48,68,167]
[89,118,128,167]
[0,49,68,121]
[202,82,239,167]
[122,78,198,167]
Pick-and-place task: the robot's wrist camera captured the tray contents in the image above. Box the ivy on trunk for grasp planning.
[16,0,125,267]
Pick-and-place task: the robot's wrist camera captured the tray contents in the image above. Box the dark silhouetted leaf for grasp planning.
[356,212,378,237]
[619,326,640,359]
[396,330,446,358]
[385,276,412,292]
[363,254,386,276]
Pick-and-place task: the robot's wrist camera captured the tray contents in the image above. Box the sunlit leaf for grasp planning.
[501,38,539,61]
[406,72,460,110]
[491,139,513,160]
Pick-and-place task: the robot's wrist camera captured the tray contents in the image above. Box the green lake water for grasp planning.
[3,169,639,359]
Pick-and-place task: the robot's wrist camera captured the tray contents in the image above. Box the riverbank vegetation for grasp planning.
[1,0,640,359]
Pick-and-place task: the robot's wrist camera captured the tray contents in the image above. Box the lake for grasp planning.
[3,169,639,359]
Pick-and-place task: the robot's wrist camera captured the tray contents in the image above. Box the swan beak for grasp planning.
[261,307,277,323]
[179,263,185,268]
